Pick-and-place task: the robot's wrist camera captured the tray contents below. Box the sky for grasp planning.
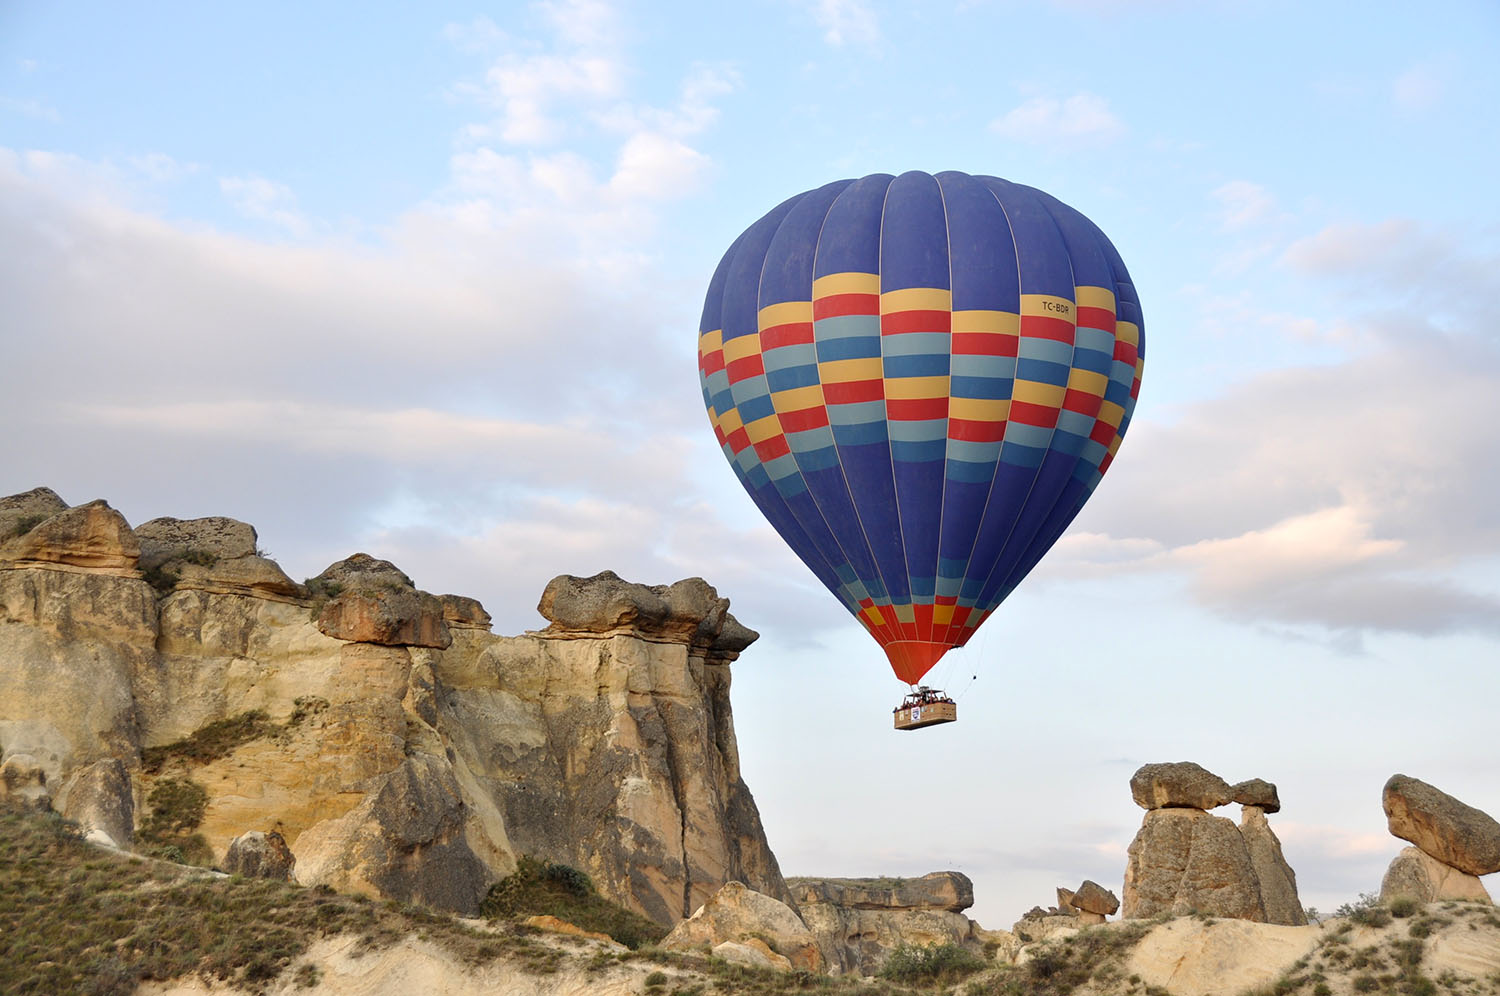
[2,0,1498,928]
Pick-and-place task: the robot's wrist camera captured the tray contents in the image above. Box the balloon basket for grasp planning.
[892,688,957,731]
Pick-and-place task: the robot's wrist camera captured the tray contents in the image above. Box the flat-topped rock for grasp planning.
[135,516,259,567]
[1131,761,1233,811]
[0,500,140,572]
[785,871,973,912]
[537,571,759,656]
[1384,774,1500,876]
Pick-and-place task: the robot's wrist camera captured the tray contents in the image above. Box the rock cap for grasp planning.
[1130,761,1233,811]
[1231,779,1281,814]
[784,871,973,912]
[1383,774,1500,876]
[1069,879,1120,916]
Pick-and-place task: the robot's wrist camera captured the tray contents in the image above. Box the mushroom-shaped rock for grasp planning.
[311,555,451,649]
[0,500,139,572]
[1383,774,1500,877]
[1379,846,1493,904]
[1130,762,1233,811]
[224,830,296,881]
[785,871,973,913]
[1069,879,1120,916]
[1230,778,1280,814]
[661,882,823,972]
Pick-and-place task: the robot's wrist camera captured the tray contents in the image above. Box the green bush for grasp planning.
[1389,896,1420,919]
[877,943,986,986]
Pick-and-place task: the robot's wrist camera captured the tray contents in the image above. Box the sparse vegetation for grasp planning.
[303,576,347,618]
[1336,892,1394,929]
[141,710,277,773]
[479,855,668,950]
[877,943,986,986]
[0,801,560,994]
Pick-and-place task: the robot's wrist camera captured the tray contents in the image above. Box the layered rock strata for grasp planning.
[0,489,787,925]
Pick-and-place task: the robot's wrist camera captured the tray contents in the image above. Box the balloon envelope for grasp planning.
[697,171,1144,685]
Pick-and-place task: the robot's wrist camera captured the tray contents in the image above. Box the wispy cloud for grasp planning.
[0,94,60,122]
[1211,180,1280,231]
[809,0,880,48]
[990,92,1125,146]
[218,175,308,236]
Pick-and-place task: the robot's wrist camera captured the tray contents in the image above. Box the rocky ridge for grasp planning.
[0,488,785,925]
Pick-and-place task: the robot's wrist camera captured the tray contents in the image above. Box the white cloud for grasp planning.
[1211,180,1279,231]
[128,153,198,183]
[990,92,1125,146]
[218,174,308,236]
[0,94,60,122]
[1392,61,1446,112]
[810,0,880,48]
[609,132,710,199]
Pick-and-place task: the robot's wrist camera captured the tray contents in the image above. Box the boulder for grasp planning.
[317,589,452,649]
[135,516,259,568]
[1231,778,1280,814]
[439,594,491,630]
[224,830,296,880]
[800,903,981,975]
[1130,762,1233,811]
[1379,846,1492,904]
[0,753,50,809]
[1383,774,1500,876]
[0,487,69,540]
[714,939,792,971]
[536,572,759,659]
[661,882,822,972]
[1123,808,1265,921]
[1011,912,1081,945]
[1069,879,1120,916]
[312,553,414,591]
[0,500,139,572]
[785,871,973,912]
[59,758,134,848]
[1240,806,1306,925]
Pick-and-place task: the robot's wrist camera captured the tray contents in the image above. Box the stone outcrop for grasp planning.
[661,882,822,972]
[1240,805,1307,924]
[1130,762,1232,811]
[1123,764,1307,925]
[1380,846,1492,904]
[789,873,985,975]
[0,487,788,927]
[1,500,140,573]
[1124,808,1266,921]
[224,830,296,880]
[785,871,972,912]
[1383,774,1500,877]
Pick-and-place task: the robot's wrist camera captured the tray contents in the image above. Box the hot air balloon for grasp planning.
[696,171,1143,729]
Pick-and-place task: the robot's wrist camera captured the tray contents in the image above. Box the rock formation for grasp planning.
[786,872,988,974]
[1379,774,1497,903]
[224,830,296,880]
[1067,879,1120,924]
[0,488,787,926]
[1123,763,1305,924]
[660,881,823,972]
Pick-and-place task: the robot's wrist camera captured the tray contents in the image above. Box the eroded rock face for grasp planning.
[1380,846,1492,904]
[1130,762,1233,811]
[224,830,296,881]
[785,872,973,912]
[1123,808,1265,921]
[0,500,140,572]
[1240,806,1306,925]
[661,882,822,972]
[802,904,981,975]
[0,487,68,539]
[136,516,258,566]
[59,758,134,848]
[1383,774,1500,877]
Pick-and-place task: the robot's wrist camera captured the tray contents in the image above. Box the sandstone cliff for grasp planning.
[0,488,787,924]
